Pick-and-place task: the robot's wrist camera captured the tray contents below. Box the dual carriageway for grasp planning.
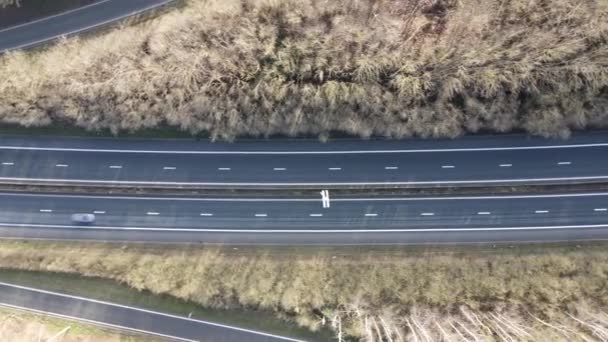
[0,134,607,244]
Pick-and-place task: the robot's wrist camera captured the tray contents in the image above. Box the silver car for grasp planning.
[71,213,95,225]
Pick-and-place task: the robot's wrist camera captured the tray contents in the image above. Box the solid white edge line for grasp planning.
[0,303,196,342]
[2,191,608,202]
[5,174,608,186]
[0,0,113,34]
[1,142,608,154]
[0,282,303,342]
[1,222,608,233]
[4,1,173,51]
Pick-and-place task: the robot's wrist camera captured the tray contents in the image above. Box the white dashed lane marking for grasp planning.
[146,212,160,216]
[309,214,323,217]
[365,213,378,217]
[535,210,549,214]
[109,165,122,169]
[421,212,435,216]
[384,167,398,170]
[255,214,268,217]
[441,165,455,169]
[39,209,53,213]
[558,162,572,165]
[477,212,491,215]
[1,162,14,166]
[499,164,512,167]
[93,211,105,214]
[199,213,213,216]
[163,167,176,170]
[218,167,231,171]
[594,208,607,212]
[328,167,342,171]
[55,164,68,167]
[273,168,286,171]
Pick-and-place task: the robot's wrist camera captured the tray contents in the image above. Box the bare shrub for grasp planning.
[0,0,19,8]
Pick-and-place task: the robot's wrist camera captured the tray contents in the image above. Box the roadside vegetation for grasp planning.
[1,0,607,139]
[0,0,18,7]
[1,241,608,341]
[0,306,152,342]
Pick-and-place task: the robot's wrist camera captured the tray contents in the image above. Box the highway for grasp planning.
[0,0,173,52]
[1,133,608,188]
[1,191,608,244]
[0,281,302,342]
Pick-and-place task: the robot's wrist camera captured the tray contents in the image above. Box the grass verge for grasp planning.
[0,305,153,341]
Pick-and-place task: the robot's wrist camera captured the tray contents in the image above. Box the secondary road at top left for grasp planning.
[0,0,173,52]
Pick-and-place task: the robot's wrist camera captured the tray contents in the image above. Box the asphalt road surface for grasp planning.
[1,133,608,188]
[0,282,303,342]
[0,0,173,52]
[1,191,608,244]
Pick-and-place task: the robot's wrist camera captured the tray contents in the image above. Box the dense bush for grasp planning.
[1,0,607,139]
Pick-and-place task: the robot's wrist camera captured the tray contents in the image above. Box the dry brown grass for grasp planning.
[0,0,18,8]
[0,306,148,342]
[1,0,607,139]
[1,241,608,340]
